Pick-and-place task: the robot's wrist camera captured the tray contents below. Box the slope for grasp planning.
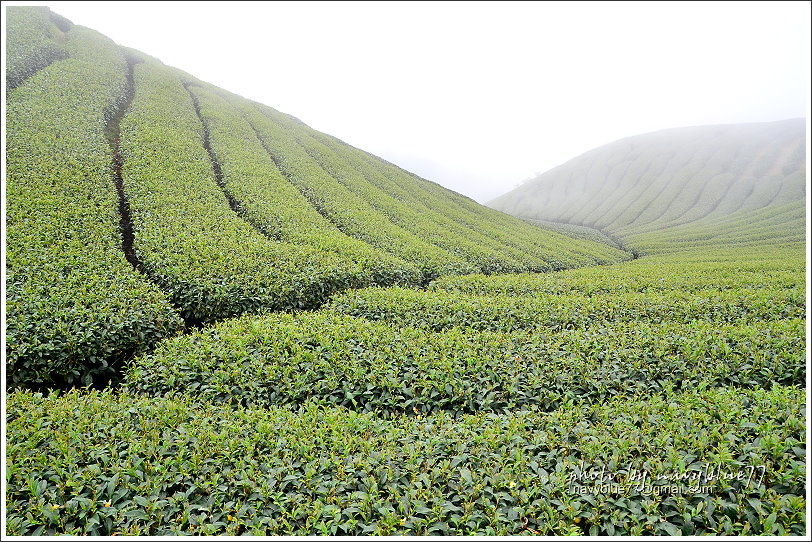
[4,7,629,387]
[488,120,806,252]
[4,8,805,536]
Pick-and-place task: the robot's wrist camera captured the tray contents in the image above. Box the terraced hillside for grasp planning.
[4,7,806,536]
[4,7,628,388]
[488,120,806,253]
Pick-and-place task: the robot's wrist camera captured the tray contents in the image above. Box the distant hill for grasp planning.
[488,120,806,253]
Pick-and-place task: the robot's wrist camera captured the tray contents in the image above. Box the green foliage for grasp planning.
[338,139,630,267]
[6,386,805,535]
[124,312,804,416]
[489,120,806,254]
[626,202,806,255]
[253,102,631,272]
[3,8,806,537]
[431,245,804,297]
[185,84,421,287]
[326,284,803,333]
[259,107,625,273]
[236,102,477,279]
[5,25,183,388]
[5,6,69,90]
[519,218,624,248]
[329,137,630,267]
[119,58,418,325]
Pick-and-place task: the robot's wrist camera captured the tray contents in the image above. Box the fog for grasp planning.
[17,1,810,202]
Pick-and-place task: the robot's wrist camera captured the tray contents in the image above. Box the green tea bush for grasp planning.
[5,6,69,91]
[266,114,561,274]
[5,386,805,535]
[627,202,806,254]
[5,26,182,387]
[237,103,475,279]
[518,218,624,247]
[332,134,631,267]
[185,84,421,287]
[431,247,804,297]
[261,105,631,270]
[326,285,804,333]
[123,312,804,415]
[118,58,419,324]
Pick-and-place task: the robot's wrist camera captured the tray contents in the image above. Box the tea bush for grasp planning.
[5,6,69,90]
[627,201,806,254]
[431,246,804,297]
[123,312,804,416]
[337,153,628,268]
[237,103,477,279]
[5,386,805,535]
[265,112,566,273]
[326,285,804,333]
[118,58,419,324]
[5,25,182,387]
[185,84,421,287]
[256,103,631,272]
[325,132,629,267]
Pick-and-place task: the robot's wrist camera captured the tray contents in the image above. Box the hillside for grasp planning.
[488,120,806,252]
[4,7,805,537]
[4,7,628,388]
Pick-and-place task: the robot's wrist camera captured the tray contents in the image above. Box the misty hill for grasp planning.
[488,120,806,253]
[5,7,629,386]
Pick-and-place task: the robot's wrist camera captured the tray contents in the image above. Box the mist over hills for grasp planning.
[488,119,806,253]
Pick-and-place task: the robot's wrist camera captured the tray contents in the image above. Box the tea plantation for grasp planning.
[4,7,807,536]
[489,119,806,255]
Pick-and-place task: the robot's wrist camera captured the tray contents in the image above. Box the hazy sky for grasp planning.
[12,1,811,202]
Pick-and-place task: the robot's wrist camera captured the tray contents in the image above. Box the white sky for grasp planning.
[10,1,811,202]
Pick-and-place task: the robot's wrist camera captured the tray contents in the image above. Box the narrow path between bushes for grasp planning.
[104,56,201,331]
[244,114,356,236]
[183,82,282,240]
[105,56,143,273]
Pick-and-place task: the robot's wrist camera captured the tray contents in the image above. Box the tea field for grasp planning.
[3,6,807,536]
[489,119,805,255]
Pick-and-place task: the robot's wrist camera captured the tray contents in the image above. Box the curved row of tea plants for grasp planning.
[518,218,624,248]
[263,107,630,269]
[626,201,806,254]
[5,385,805,536]
[123,311,804,416]
[119,56,420,325]
[5,6,70,91]
[285,128,555,274]
[184,83,420,287]
[611,142,729,233]
[650,135,801,234]
[5,26,183,387]
[258,106,627,272]
[235,103,478,279]
[614,164,805,240]
[337,135,624,265]
[325,285,804,333]
[431,245,804,297]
